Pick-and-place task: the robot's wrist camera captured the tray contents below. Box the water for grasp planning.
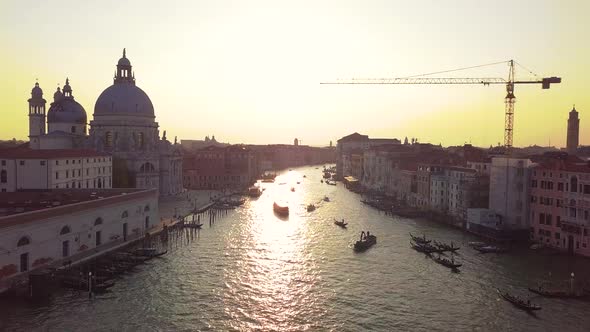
[2,165,590,331]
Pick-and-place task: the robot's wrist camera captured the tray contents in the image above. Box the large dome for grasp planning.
[47,98,87,124]
[94,83,155,117]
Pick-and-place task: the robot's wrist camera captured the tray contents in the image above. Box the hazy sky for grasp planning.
[1,0,588,147]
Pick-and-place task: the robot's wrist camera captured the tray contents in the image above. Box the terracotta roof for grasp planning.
[0,147,110,159]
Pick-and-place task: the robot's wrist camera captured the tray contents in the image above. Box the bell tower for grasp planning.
[28,81,46,149]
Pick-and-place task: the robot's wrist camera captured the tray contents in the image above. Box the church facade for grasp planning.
[25,50,183,196]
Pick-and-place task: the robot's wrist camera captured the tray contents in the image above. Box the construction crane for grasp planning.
[321,60,561,148]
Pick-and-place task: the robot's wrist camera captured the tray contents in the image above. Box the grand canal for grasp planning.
[2,165,590,331]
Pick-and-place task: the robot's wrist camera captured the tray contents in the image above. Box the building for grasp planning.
[23,49,183,196]
[487,157,535,238]
[180,136,228,151]
[0,148,112,192]
[183,145,257,190]
[566,106,580,155]
[0,188,158,292]
[529,152,590,256]
[336,132,400,180]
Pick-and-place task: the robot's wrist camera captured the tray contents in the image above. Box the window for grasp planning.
[584,185,590,194]
[546,214,552,226]
[55,172,59,179]
[71,126,76,133]
[17,236,31,247]
[56,160,59,165]
[584,229,588,237]
[555,232,560,239]
[531,180,538,188]
[19,160,24,166]
[1,160,4,166]
[144,205,150,212]
[121,211,128,218]
[547,181,554,190]
[539,213,545,224]
[556,216,561,227]
[66,170,69,178]
[571,176,578,193]
[105,131,113,148]
[0,170,6,183]
[40,161,45,166]
[60,226,71,235]
[558,182,564,191]
[66,160,69,165]
[94,218,103,226]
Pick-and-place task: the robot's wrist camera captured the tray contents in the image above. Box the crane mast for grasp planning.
[504,60,516,148]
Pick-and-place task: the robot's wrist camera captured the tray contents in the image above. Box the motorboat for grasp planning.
[248,186,263,197]
[354,231,376,252]
[273,202,289,216]
[291,187,295,192]
[475,245,507,253]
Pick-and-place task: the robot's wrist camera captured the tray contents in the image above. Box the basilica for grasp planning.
[26,49,183,196]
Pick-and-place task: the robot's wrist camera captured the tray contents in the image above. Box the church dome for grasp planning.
[94,84,154,116]
[47,79,87,124]
[93,49,155,117]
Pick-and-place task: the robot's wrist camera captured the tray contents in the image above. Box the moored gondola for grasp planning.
[409,233,431,244]
[497,289,541,311]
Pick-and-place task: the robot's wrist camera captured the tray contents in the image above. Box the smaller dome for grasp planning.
[118,57,131,66]
[47,99,87,124]
[31,82,43,98]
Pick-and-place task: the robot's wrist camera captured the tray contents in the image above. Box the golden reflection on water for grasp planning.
[223,170,320,331]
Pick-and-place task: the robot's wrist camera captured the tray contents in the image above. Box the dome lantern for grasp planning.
[115,48,134,84]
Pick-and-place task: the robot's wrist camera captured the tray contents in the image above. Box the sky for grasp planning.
[1,0,589,147]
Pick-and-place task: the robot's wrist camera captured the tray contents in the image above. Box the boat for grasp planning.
[409,233,431,245]
[326,180,336,186]
[475,245,507,253]
[411,241,444,254]
[184,223,203,229]
[334,218,348,228]
[303,175,307,178]
[321,180,324,183]
[432,254,462,269]
[307,204,316,212]
[297,181,301,184]
[468,241,486,248]
[354,231,376,252]
[273,202,289,216]
[433,240,460,252]
[323,196,330,202]
[261,179,275,183]
[528,284,589,299]
[323,172,331,179]
[291,187,295,192]
[133,248,167,258]
[497,289,542,311]
[248,186,263,197]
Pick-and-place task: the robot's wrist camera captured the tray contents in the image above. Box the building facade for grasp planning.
[566,106,580,155]
[0,189,158,291]
[0,149,112,192]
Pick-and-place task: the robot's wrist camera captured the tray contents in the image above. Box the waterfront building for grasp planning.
[529,152,590,256]
[566,106,580,155]
[180,136,228,151]
[486,157,536,238]
[23,50,183,196]
[336,132,400,180]
[183,145,258,190]
[0,148,111,192]
[0,188,158,292]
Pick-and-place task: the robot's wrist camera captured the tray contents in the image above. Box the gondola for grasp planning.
[475,245,507,253]
[409,233,430,244]
[432,254,462,269]
[410,241,444,254]
[354,231,376,252]
[497,289,541,311]
[307,204,316,212]
[528,286,589,299]
[334,218,348,228]
[433,240,460,252]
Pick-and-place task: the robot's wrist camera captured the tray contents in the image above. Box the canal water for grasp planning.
[2,165,590,331]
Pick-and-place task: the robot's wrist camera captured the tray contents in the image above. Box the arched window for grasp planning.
[144,204,150,212]
[121,211,128,218]
[139,163,155,173]
[94,217,103,226]
[105,131,113,148]
[137,132,144,149]
[17,236,31,247]
[0,170,6,183]
[571,176,578,193]
[60,226,71,235]
[98,178,102,188]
